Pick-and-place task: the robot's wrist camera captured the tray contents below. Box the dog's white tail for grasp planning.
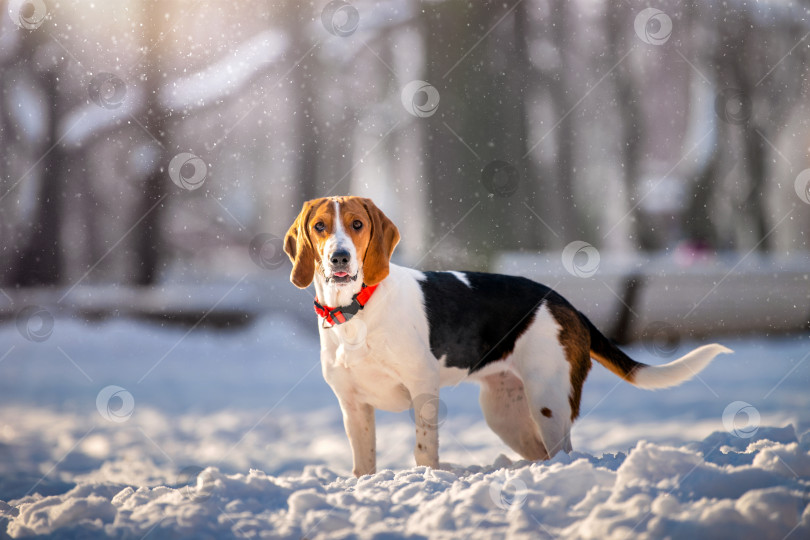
[629,343,733,389]
[584,316,732,389]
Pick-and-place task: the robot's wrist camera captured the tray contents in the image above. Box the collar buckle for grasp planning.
[314,283,378,327]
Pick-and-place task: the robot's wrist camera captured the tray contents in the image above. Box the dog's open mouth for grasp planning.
[327,271,358,285]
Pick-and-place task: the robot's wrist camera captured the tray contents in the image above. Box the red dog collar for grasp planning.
[314,284,378,326]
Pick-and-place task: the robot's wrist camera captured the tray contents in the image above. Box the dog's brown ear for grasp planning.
[360,198,400,286]
[284,200,320,289]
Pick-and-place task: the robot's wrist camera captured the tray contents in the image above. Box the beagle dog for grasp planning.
[284,196,732,477]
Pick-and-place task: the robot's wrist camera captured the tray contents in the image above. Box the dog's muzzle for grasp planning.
[327,249,356,284]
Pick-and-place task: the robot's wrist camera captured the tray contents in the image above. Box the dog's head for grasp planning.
[284,196,400,290]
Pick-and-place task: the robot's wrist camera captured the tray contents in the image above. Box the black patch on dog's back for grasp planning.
[418,271,564,373]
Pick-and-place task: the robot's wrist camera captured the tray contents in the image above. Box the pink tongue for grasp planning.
[334,272,348,278]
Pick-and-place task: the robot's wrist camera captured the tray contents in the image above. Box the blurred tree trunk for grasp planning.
[544,0,578,241]
[11,72,66,285]
[0,0,5,193]
[604,5,644,249]
[513,0,545,249]
[711,8,770,252]
[133,1,169,285]
[741,125,769,250]
[289,6,319,201]
[0,44,11,281]
[477,2,535,255]
[421,1,538,268]
[731,30,769,252]
[682,1,720,249]
[10,31,66,286]
[421,1,470,267]
[684,139,722,248]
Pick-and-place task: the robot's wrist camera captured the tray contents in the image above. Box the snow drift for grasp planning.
[2,427,809,539]
[0,316,808,538]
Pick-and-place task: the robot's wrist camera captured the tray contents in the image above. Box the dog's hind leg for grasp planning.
[510,305,584,458]
[479,371,549,461]
[512,348,575,457]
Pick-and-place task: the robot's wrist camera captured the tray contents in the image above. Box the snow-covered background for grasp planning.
[1,311,808,538]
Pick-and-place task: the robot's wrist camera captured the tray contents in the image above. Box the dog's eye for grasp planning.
[314,222,326,232]
[352,220,363,231]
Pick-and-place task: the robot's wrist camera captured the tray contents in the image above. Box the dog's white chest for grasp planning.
[352,363,412,411]
[322,326,414,412]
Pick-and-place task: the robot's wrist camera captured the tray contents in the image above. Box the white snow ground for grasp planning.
[0,314,808,539]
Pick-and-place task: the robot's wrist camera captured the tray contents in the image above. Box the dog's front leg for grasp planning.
[410,390,441,469]
[339,399,376,477]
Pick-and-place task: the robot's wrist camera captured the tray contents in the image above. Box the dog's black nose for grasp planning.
[330,249,351,265]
